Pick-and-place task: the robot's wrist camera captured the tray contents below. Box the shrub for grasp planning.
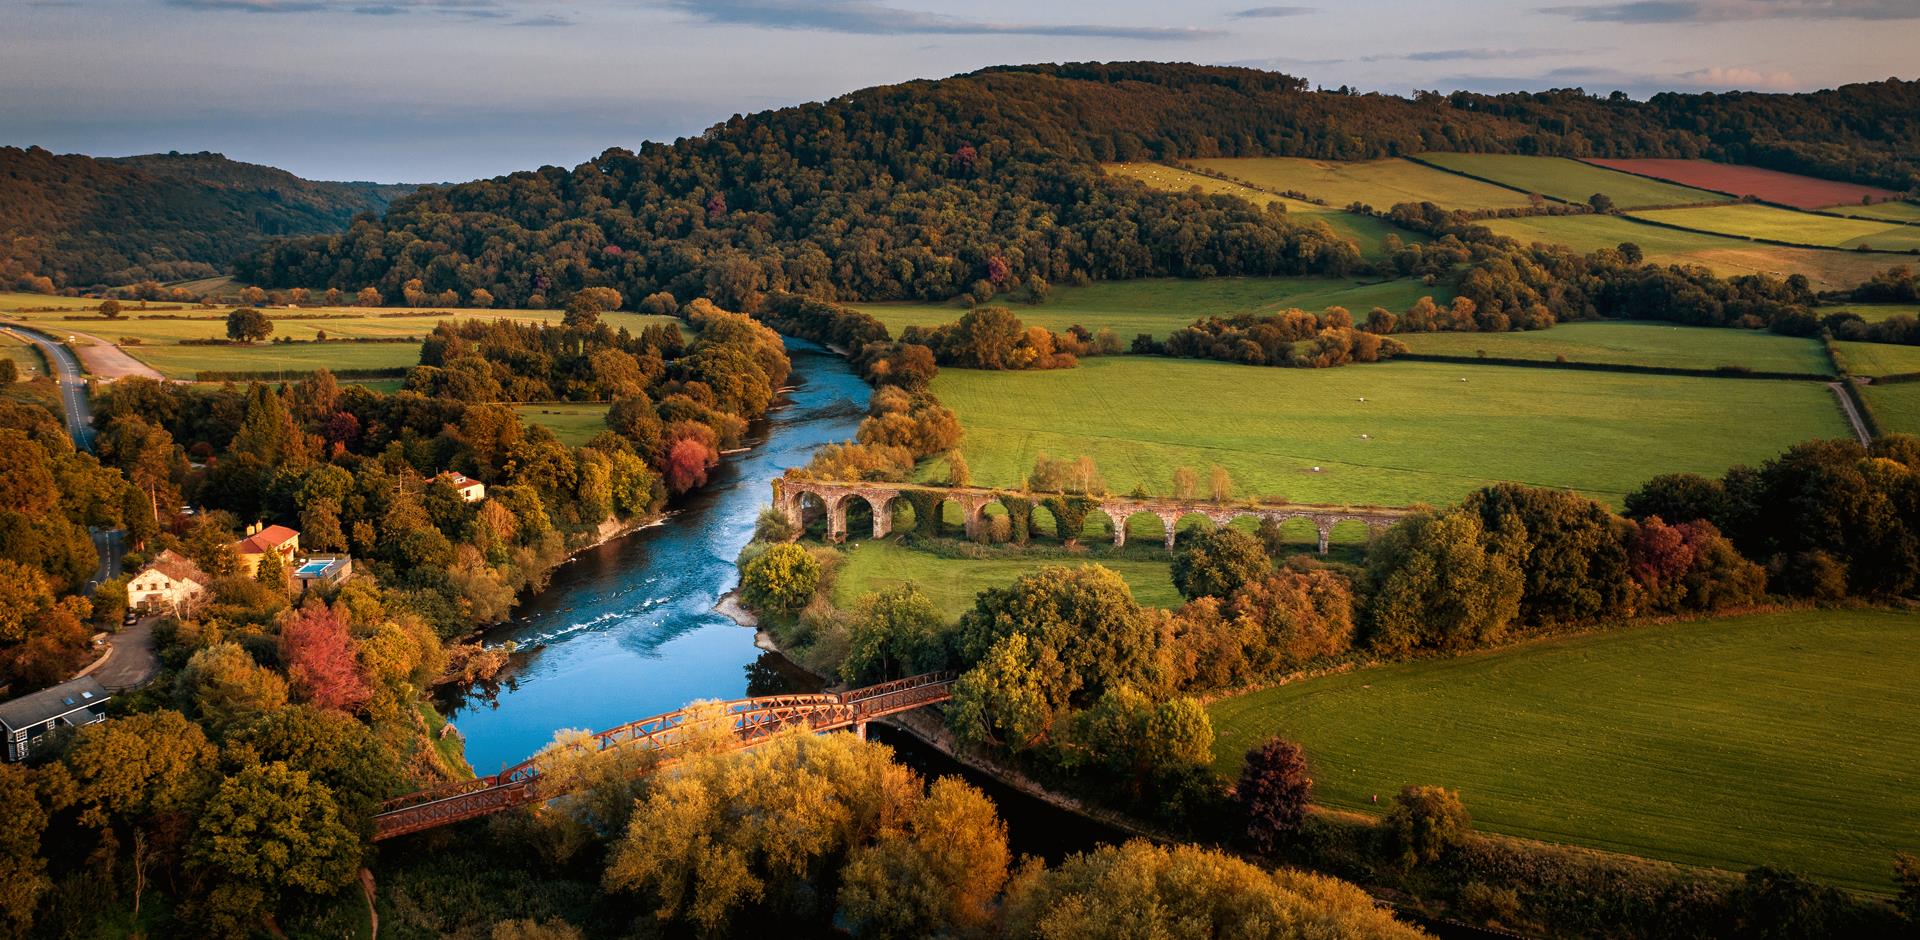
[1383,784,1472,868]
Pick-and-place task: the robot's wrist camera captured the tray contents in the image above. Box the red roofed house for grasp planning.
[233,523,300,578]
[438,472,487,503]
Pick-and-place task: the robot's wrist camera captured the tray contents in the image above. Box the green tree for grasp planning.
[64,709,217,831]
[1065,685,1215,803]
[189,762,361,936]
[1465,483,1633,625]
[177,643,289,737]
[1364,508,1523,654]
[253,544,287,590]
[837,776,1011,938]
[1170,527,1271,600]
[842,585,948,683]
[0,763,57,938]
[225,307,272,343]
[223,705,397,819]
[1383,784,1472,867]
[738,543,820,615]
[1588,192,1615,213]
[98,299,124,319]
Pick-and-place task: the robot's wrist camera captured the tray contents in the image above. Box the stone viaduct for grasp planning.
[772,478,1413,553]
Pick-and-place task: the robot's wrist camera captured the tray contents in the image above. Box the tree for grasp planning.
[491,920,583,940]
[225,307,272,343]
[189,761,360,936]
[1236,737,1312,853]
[1465,483,1632,625]
[1223,568,1354,675]
[1208,464,1233,502]
[1364,508,1523,654]
[1588,192,1615,212]
[1383,785,1472,867]
[279,603,372,713]
[739,543,820,615]
[1065,685,1215,804]
[238,286,267,305]
[664,436,716,494]
[253,544,287,591]
[98,299,123,318]
[639,291,677,315]
[355,286,381,307]
[178,643,289,736]
[837,776,1010,938]
[0,763,55,938]
[64,709,216,832]
[842,585,947,683]
[943,450,971,487]
[0,560,53,643]
[1172,466,1197,499]
[469,288,494,308]
[224,705,398,818]
[1170,527,1271,600]
[0,360,14,384]
[562,295,603,330]
[1624,472,1727,527]
[1895,851,1920,925]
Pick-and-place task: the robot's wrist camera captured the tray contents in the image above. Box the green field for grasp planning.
[1416,154,1729,208]
[1631,203,1920,252]
[511,403,611,445]
[1834,201,1920,224]
[829,540,1181,619]
[1473,214,1898,289]
[854,277,1451,342]
[1864,382,1920,435]
[1207,608,1920,892]
[1832,341,1920,377]
[1105,163,1426,259]
[929,356,1846,507]
[1396,321,1830,373]
[1824,303,1920,324]
[1188,157,1534,212]
[0,332,47,380]
[126,342,425,379]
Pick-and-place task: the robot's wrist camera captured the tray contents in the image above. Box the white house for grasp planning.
[127,549,209,614]
[438,472,487,503]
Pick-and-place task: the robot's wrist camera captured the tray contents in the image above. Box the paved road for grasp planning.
[2,322,97,451]
[89,615,159,691]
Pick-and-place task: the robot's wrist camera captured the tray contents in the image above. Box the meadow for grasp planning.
[1630,203,1920,252]
[511,403,612,446]
[0,332,47,380]
[1863,382,1920,435]
[1206,608,1920,892]
[828,540,1181,619]
[1845,201,1920,223]
[1415,154,1728,208]
[1395,320,1830,373]
[1582,158,1901,210]
[1472,215,1897,289]
[927,356,1847,507]
[853,277,1451,341]
[1186,157,1534,211]
[1832,341,1920,377]
[1824,302,1920,324]
[1104,162,1425,259]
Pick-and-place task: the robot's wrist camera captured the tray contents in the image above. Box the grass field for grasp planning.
[1583,159,1901,210]
[1832,341,1920,377]
[1630,204,1920,252]
[511,403,611,445]
[1824,303,1920,324]
[1473,214,1898,290]
[1187,157,1534,212]
[853,277,1451,342]
[829,540,1181,619]
[1863,382,1920,435]
[1207,608,1920,892]
[1416,154,1728,208]
[1104,163,1426,260]
[0,332,47,381]
[929,356,1846,507]
[1842,202,1920,223]
[1395,321,1830,373]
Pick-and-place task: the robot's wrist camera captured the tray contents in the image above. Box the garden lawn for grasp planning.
[1207,608,1920,892]
[853,277,1450,342]
[1105,163,1426,260]
[511,403,611,446]
[1416,154,1728,208]
[1863,382,1920,435]
[828,540,1180,619]
[928,356,1846,507]
[1395,321,1830,374]
[1630,204,1920,252]
[1832,341,1920,377]
[1187,157,1533,211]
[1472,215,1897,290]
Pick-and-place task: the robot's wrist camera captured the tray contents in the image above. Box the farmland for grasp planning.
[1207,608,1920,892]
[1864,382,1920,434]
[1582,158,1902,210]
[1629,203,1920,252]
[1105,162,1426,259]
[511,403,612,446]
[927,356,1846,507]
[1832,340,1920,377]
[1825,302,1920,324]
[829,540,1181,619]
[1472,214,1899,289]
[1415,153,1728,208]
[0,332,46,380]
[1186,156,1534,211]
[1394,320,1830,373]
[853,277,1450,342]
[1845,201,1920,223]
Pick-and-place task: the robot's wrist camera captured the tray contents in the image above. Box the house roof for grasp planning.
[440,472,482,488]
[234,524,298,555]
[0,677,109,730]
[141,549,208,585]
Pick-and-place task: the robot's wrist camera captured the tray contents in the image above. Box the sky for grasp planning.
[3,0,1916,183]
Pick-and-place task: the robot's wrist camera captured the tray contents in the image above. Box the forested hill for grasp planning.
[239,62,1920,309]
[0,146,418,289]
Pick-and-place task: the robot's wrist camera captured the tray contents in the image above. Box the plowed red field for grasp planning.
[1582,158,1900,210]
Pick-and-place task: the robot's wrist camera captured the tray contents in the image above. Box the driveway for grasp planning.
[88,615,159,691]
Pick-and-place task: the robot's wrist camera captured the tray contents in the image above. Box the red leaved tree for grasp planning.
[279,603,370,713]
[664,434,718,494]
[1236,736,1312,854]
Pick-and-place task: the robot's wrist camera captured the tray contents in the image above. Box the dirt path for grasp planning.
[1827,380,1872,446]
[66,330,165,381]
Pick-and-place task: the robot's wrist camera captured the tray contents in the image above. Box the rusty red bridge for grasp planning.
[373,673,954,840]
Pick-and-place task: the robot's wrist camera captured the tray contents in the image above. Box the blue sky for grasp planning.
[4,0,1915,183]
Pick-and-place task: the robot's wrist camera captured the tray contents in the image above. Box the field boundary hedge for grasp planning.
[192,366,408,382]
[1870,371,1920,385]
[1391,352,1832,381]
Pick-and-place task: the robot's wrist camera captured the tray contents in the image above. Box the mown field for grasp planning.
[828,540,1181,619]
[0,332,47,380]
[512,403,612,446]
[1207,608,1920,892]
[1472,215,1898,289]
[929,356,1847,507]
[1582,158,1901,210]
[1845,201,1920,223]
[1863,382,1920,435]
[1415,154,1727,208]
[1396,321,1830,373]
[1186,157,1533,212]
[1630,204,1920,252]
[1825,302,1920,324]
[1104,163,1425,260]
[854,277,1451,342]
[1832,341,1920,377]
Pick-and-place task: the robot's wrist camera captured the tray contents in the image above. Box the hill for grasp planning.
[238,63,1920,309]
[0,146,418,289]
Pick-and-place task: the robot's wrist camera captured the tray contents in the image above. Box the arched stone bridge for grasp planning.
[774,478,1413,553]
[371,673,953,840]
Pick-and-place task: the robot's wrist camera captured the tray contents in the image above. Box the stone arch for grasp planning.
[1328,518,1373,553]
[1261,514,1320,554]
[794,490,831,540]
[1115,509,1168,548]
[841,494,877,541]
[1029,502,1060,541]
[1083,504,1126,544]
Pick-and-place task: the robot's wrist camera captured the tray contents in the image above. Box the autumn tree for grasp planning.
[1172,466,1197,500]
[739,543,820,615]
[224,307,272,343]
[188,762,361,936]
[837,776,1011,938]
[279,603,372,713]
[355,286,381,307]
[0,763,56,937]
[1170,527,1271,600]
[1364,508,1523,654]
[1208,464,1233,502]
[1236,737,1312,853]
[177,643,289,736]
[98,299,123,318]
[1383,785,1472,868]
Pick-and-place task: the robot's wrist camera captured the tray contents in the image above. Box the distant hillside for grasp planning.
[240,62,1920,309]
[0,146,419,289]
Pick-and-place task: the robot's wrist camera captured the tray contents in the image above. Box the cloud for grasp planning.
[1441,64,1805,96]
[657,0,1221,40]
[1543,0,1920,22]
[510,13,571,26]
[1675,65,1798,89]
[1230,5,1314,17]
[1400,47,1579,62]
[165,0,507,15]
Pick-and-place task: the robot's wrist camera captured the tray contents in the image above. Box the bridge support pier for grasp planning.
[853,722,867,741]
[1316,522,1332,555]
